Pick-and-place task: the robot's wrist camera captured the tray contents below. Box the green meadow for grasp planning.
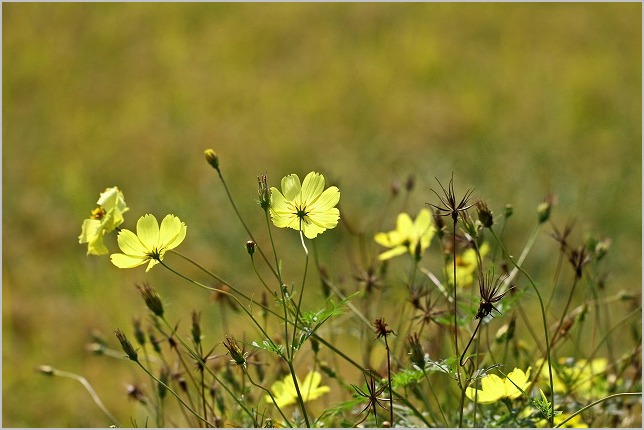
[3,3,641,427]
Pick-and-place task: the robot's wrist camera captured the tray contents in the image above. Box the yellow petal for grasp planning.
[136,214,160,251]
[281,174,301,201]
[110,253,147,269]
[395,212,414,236]
[300,172,325,205]
[378,246,408,261]
[116,229,147,257]
[159,214,186,250]
[308,186,340,213]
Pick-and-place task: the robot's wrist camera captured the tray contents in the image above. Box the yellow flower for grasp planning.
[466,367,531,404]
[447,242,490,287]
[269,172,340,239]
[110,214,186,272]
[264,371,330,408]
[79,186,129,255]
[374,208,435,260]
[536,357,608,398]
[537,413,588,428]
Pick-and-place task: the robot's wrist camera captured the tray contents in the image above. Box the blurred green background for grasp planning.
[3,3,641,427]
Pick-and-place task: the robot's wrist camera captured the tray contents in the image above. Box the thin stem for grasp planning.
[244,369,293,427]
[554,392,642,428]
[135,361,214,427]
[215,169,278,279]
[158,317,259,426]
[490,227,555,427]
[43,368,121,426]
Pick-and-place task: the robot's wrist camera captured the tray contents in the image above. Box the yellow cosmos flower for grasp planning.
[466,367,531,404]
[374,208,435,260]
[264,371,330,408]
[447,242,490,287]
[536,357,608,398]
[110,214,186,272]
[537,413,589,428]
[79,186,129,255]
[269,172,340,239]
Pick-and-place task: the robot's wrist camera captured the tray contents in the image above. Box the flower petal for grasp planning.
[309,207,340,230]
[270,188,298,228]
[281,174,301,201]
[302,221,326,239]
[110,253,147,269]
[395,212,414,236]
[300,172,325,205]
[378,246,408,261]
[159,214,187,250]
[136,214,160,251]
[308,186,340,213]
[116,229,147,257]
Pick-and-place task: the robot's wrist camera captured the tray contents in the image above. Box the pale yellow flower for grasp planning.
[536,357,608,398]
[269,172,340,239]
[447,242,490,287]
[264,371,330,408]
[537,413,588,428]
[110,214,186,272]
[79,186,129,255]
[466,367,531,404]
[374,208,435,260]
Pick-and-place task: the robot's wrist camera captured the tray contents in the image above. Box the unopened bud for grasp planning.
[37,365,55,376]
[136,282,164,317]
[245,240,256,256]
[475,200,494,228]
[204,149,220,171]
[537,195,556,224]
[115,329,138,362]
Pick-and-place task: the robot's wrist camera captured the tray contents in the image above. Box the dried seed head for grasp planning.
[132,317,146,346]
[257,174,271,211]
[136,282,164,317]
[373,317,395,339]
[158,367,169,399]
[191,311,202,346]
[405,174,416,192]
[475,199,494,228]
[407,333,426,369]
[115,329,138,362]
[223,336,247,367]
[204,149,220,171]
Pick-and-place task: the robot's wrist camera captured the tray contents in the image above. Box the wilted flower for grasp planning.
[374,208,435,261]
[79,186,129,255]
[269,172,340,239]
[466,367,531,404]
[110,214,186,272]
[264,371,330,408]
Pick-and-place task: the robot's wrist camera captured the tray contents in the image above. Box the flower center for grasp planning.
[147,247,163,261]
[295,205,308,220]
[90,207,106,220]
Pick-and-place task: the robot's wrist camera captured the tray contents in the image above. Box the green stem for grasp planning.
[136,361,214,427]
[554,392,642,428]
[44,368,121,426]
[215,169,278,279]
[244,369,293,427]
[158,316,259,426]
[490,227,555,427]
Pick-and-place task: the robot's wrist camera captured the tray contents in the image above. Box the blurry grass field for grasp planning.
[2,3,641,427]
